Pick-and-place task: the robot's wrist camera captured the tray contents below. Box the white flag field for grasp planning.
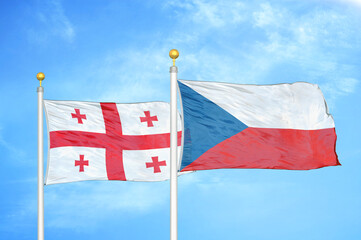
[44,100,182,184]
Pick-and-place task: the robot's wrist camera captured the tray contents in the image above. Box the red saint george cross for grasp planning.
[140,111,158,127]
[71,108,87,124]
[146,156,167,173]
[50,103,182,180]
[75,154,89,172]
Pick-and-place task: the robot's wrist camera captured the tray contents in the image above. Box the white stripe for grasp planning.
[116,102,174,135]
[46,147,108,185]
[44,100,105,133]
[123,146,182,181]
[179,80,334,130]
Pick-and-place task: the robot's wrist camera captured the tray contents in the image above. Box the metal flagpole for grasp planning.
[37,72,45,240]
[169,49,179,240]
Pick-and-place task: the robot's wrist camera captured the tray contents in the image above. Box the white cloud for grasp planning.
[334,0,361,7]
[92,47,171,103]
[253,2,283,28]
[165,0,246,28]
[248,3,361,107]
[320,77,359,108]
[0,127,26,160]
[44,173,199,229]
[5,181,169,231]
[29,0,75,43]
[88,0,360,107]
[339,78,359,93]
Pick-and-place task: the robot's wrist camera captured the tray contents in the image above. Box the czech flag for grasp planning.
[178,80,340,172]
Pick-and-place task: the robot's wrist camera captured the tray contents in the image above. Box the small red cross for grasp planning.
[71,109,87,124]
[140,111,158,127]
[75,154,89,172]
[146,156,166,173]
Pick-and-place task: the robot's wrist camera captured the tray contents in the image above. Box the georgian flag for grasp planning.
[44,100,182,185]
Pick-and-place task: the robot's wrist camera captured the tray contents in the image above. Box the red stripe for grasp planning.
[50,131,106,148]
[100,103,125,180]
[50,102,182,180]
[101,103,123,136]
[181,127,339,171]
[49,131,182,149]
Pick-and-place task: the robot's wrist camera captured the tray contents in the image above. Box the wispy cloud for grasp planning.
[333,0,361,8]
[4,181,169,231]
[320,77,359,107]
[52,0,359,107]
[0,127,26,160]
[338,78,358,93]
[96,48,172,103]
[253,2,285,28]
[45,181,168,229]
[252,3,360,104]
[28,0,75,43]
[165,0,246,28]
[5,173,267,232]
[162,0,361,99]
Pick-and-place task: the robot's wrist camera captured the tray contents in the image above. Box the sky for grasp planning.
[0,0,361,239]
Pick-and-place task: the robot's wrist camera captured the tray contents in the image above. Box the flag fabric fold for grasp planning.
[44,100,182,184]
[178,80,339,172]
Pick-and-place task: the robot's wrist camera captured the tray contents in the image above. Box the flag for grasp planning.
[44,100,182,184]
[178,80,340,172]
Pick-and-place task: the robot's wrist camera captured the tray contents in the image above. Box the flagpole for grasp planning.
[169,49,179,240]
[37,72,45,240]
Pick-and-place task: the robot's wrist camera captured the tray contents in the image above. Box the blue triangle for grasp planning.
[178,81,248,170]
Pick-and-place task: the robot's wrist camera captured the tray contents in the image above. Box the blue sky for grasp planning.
[1,0,361,239]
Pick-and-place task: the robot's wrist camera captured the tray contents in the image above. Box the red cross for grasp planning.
[75,154,89,172]
[140,111,158,127]
[71,108,87,124]
[50,103,182,180]
[146,156,167,173]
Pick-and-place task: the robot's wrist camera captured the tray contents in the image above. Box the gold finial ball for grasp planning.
[36,72,45,81]
[169,49,179,60]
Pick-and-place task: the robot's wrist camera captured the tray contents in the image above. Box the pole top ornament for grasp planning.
[169,49,179,66]
[37,72,45,86]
